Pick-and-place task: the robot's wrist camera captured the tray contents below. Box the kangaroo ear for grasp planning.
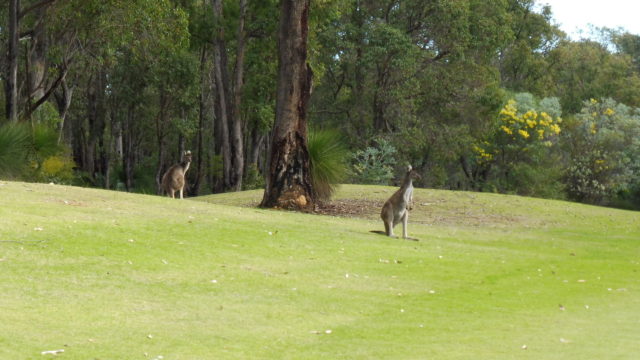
[407,165,412,172]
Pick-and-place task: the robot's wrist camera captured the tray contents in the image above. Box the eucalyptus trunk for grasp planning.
[229,0,247,191]
[260,0,315,210]
[212,0,232,190]
[6,0,19,122]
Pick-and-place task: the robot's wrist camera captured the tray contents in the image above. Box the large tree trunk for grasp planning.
[6,0,19,122]
[260,0,314,211]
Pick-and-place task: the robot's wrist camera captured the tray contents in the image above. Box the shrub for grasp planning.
[308,129,348,200]
[243,163,265,191]
[38,155,76,184]
[350,138,397,185]
[0,123,30,177]
[562,98,640,207]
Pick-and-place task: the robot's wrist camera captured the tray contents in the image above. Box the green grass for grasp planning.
[1,181,639,359]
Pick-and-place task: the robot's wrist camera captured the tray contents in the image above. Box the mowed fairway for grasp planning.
[1,181,639,359]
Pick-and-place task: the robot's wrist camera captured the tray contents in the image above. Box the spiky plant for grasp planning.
[308,129,348,201]
[0,123,30,177]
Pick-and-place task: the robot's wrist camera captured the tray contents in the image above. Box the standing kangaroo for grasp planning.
[380,165,421,239]
[161,150,192,199]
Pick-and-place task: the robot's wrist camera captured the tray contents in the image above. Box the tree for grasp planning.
[563,98,640,207]
[5,0,19,122]
[260,0,314,210]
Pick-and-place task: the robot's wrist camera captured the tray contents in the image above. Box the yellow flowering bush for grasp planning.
[497,99,561,142]
[468,94,566,198]
[39,155,76,184]
[473,98,562,164]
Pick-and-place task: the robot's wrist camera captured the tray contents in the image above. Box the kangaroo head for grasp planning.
[406,165,421,180]
[182,150,192,163]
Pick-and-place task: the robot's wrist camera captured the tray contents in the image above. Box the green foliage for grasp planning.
[32,103,63,128]
[31,124,63,163]
[0,123,30,177]
[550,40,640,113]
[242,163,265,191]
[470,93,564,197]
[562,98,640,207]
[307,129,348,200]
[0,122,75,184]
[350,138,397,185]
[37,155,76,184]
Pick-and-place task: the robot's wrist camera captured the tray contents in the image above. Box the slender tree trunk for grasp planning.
[154,92,169,193]
[28,7,47,105]
[229,0,247,191]
[260,0,315,211]
[193,47,207,195]
[6,0,19,122]
[123,105,135,191]
[54,78,73,144]
[247,126,266,169]
[212,0,231,190]
[352,0,366,136]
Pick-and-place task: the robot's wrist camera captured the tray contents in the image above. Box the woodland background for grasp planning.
[1,0,640,209]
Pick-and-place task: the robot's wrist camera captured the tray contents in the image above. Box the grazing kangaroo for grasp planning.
[161,150,192,199]
[380,165,421,239]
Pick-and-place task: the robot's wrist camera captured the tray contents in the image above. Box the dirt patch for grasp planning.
[239,196,538,228]
[313,199,382,218]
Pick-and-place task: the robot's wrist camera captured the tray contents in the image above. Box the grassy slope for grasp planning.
[1,181,639,359]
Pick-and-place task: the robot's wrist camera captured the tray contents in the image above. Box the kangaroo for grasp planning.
[380,165,421,239]
[161,150,192,199]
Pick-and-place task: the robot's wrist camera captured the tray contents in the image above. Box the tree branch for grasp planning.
[26,63,68,118]
[18,0,57,20]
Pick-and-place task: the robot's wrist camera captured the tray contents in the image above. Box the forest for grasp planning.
[1,0,640,210]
